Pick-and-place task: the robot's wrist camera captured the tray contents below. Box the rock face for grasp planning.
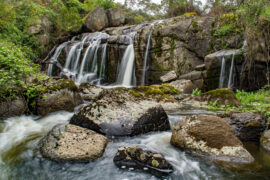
[36,79,83,116]
[106,8,125,27]
[0,96,28,119]
[85,6,108,32]
[171,115,254,166]
[170,79,197,94]
[70,87,171,137]
[40,124,108,162]
[114,146,173,177]
[197,88,240,106]
[160,71,177,83]
[222,113,267,142]
[261,130,270,152]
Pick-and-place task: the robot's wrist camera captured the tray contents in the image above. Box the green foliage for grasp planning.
[134,15,145,23]
[192,88,201,96]
[0,40,48,100]
[207,88,270,120]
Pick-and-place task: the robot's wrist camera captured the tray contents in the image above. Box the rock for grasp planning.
[37,33,50,46]
[195,64,206,71]
[70,86,172,137]
[0,96,28,119]
[170,80,197,94]
[85,6,108,32]
[79,83,104,101]
[106,8,125,27]
[39,124,108,162]
[261,130,270,152]
[160,71,177,83]
[36,79,83,116]
[197,88,240,106]
[114,146,173,177]
[222,113,267,142]
[28,24,42,34]
[179,71,202,81]
[171,115,254,167]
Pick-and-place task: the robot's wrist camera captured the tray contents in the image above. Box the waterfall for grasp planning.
[227,53,235,89]
[48,42,68,76]
[98,44,107,85]
[116,44,136,86]
[218,57,226,88]
[141,31,152,86]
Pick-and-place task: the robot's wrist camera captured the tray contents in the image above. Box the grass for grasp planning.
[207,86,270,120]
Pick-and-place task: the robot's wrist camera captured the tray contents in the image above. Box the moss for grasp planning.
[245,121,261,127]
[49,79,78,92]
[129,91,142,98]
[201,88,236,100]
[160,83,179,95]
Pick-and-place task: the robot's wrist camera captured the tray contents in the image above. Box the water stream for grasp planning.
[1,105,270,180]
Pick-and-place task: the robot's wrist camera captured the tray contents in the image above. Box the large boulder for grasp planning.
[0,96,28,119]
[106,8,125,27]
[85,6,108,32]
[36,79,83,116]
[170,79,197,94]
[114,146,173,177]
[39,124,108,162]
[197,88,240,106]
[171,115,254,167]
[70,86,173,137]
[160,71,177,83]
[221,113,267,142]
[261,130,270,152]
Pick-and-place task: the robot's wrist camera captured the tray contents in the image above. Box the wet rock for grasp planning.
[197,88,240,106]
[106,8,125,27]
[79,83,104,101]
[36,79,83,116]
[85,6,108,32]
[0,96,28,119]
[70,87,171,137]
[222,113,267,142]
[170,79,197,94]
[171,115,254,167]
[261,130,270,152]
[37,33,50,46]
[160,71,177,83]
[39,124,108,162]
[114,146,173,177]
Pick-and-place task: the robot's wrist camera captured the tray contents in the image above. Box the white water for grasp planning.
[98,44,108,85]
[141,31,152,86]
[227,53,235,89]
[48,42,68,76]
[218,57,226,88]
[0,112,73,164]
[116,44,136,87]
[0,108,230,180]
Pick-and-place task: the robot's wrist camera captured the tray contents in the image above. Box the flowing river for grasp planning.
[0,105,270,180]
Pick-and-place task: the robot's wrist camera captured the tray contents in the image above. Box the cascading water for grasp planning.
[227,53,235,89]
[141,31,152,86]
[47,42,68,76]
[98,44,107,85]
[218,57,226,88]
[116,43,136,86]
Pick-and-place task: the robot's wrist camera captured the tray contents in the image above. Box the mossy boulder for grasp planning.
[35,79,82,116]
[197,88,240,106]
[39,124,108,162]
[221,112,267,142]
[0,96,28,120]
[171,115,254,168]
[114,146,173,177]
[70,86,171,137]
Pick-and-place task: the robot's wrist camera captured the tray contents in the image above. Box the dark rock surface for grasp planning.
[113,146,173,177]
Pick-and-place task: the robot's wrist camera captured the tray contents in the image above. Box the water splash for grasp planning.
[219,57,226,88]
[227,53,235,89]
[141,31,152,86]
